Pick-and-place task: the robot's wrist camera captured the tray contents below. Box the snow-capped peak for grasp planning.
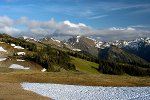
[145,37,150,44]
[23,36,29,40]
[51,38,61,43]
[86,37,96,42]
[22,36,37,41]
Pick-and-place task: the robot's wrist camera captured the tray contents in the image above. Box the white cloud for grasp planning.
[0,16,150,41]
[109,27,136,31]
[129,25,146,28]
[127,27,135,31]
[0,16,20,35]
[0,16,14,26]
[109,27,126,31]
[92,27,149,41]
[64,20,87,28]
[0,26,20,34]
[16,17,90,36]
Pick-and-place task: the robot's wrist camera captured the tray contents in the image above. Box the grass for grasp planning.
[71,56,99,74]
[0,71,149,86]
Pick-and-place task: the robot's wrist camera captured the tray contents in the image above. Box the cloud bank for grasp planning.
[0,16,150,41]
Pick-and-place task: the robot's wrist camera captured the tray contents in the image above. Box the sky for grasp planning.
[0,0,150,41]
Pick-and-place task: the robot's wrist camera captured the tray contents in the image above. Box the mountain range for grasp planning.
[20,35,150,65]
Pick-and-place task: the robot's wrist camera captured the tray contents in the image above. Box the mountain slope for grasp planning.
[67,36,102,57]
[98,46,150,68]
[19,35,150,64]
[71,56,99,74]
[98,38,150,63]
[122,39,150,62]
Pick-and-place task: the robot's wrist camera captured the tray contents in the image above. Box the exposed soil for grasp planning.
[0,82,51,100]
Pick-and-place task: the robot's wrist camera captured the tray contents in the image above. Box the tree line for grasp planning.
[98,60,150,76]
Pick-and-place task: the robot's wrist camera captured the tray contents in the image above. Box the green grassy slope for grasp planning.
[71,56,99,74]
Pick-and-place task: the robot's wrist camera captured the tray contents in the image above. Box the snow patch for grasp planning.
[9,64,30,69]
[0,42,5,44]
[41,68,47,72]
[73,49,81,51]
[0,58,7,61]
[21,83,150,100]
[11,44,24,49]
[145,38,150,44]
[76,36,80,43]
[64,42,68,45]
[16,59,25,62]
[14,46,24,49]
[16,52,26,56]
[23,36,29,40]
[51,38,61,43]
[0,47,7,52]
[11,44,16,47]
[23,36,37,41]
[95,41,103,48]
[86,37,96,42]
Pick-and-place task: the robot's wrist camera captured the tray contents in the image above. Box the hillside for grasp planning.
[67,36,101,57]
[99,46,150,67]
[71,56,99,74]
[1,33,150,76]
[0,34,99,73]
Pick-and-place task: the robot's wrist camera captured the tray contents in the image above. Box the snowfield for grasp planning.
[21,83,150,100]
[9,64,30,69]
[0,47,7,52]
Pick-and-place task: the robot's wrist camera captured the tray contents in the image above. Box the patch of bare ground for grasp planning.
[0,83,51,100]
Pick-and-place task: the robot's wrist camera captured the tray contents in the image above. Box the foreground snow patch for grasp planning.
[21,83,150,100]
[9,64,29,69]
[0,58,7,61]
[0,47,7,52]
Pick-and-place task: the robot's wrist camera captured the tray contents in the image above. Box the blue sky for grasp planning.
[0,0,150,41]
[1,0,150,28]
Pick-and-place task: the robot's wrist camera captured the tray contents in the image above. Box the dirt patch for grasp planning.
[0,82,51,100]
